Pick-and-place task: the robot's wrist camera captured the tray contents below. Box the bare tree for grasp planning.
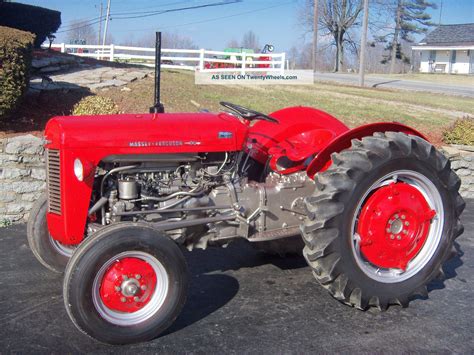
[241,30,260,51]
[162,32,198,49]
[321,0,363,71]
[299,0,363,72]
[226,39,239,48]
[66,20,97,45]
[127,32,198,49]
[288,46,301,69]
[287,41,335,70]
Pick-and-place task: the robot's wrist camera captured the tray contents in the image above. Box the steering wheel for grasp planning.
[220,102,279,124]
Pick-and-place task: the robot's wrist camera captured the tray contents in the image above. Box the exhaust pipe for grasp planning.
[150,31,165,114]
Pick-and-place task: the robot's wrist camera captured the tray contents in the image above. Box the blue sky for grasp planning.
[16,0,474,51]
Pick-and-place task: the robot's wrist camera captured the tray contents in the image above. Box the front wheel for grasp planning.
[63,223,188,344]
[302,132,465,310]
[27,194,74,273]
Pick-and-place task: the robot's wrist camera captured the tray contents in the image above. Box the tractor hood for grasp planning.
[44,112,248,153]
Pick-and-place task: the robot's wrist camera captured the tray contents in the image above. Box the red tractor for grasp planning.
[204,43,274,70]
[27,34,464,345]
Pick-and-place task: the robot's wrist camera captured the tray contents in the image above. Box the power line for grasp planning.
[120,1,294,32]
[111,0,191,15]
[110,0,242,20]
[59,1,191,29]
[57,0,242,33]
[60,16,105,29]
[57,19,104,33]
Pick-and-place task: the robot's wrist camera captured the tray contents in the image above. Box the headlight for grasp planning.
[74,158,84,181]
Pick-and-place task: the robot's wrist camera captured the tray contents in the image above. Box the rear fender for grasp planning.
[247,106,349,166]
[306,122,428,179]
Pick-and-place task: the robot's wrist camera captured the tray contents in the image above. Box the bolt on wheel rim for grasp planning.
[350,170,444,283]
[92,251,169,326]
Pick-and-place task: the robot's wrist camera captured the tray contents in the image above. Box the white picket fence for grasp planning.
[46,43,286,74]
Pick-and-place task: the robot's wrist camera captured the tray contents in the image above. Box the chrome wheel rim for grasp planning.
[92,251,169,326]
[350,170,444,283]
[49,234,75,257]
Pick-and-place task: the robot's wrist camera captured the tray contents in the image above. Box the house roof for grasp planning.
[419,23,474,46]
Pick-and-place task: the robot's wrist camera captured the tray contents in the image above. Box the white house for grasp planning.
[412,23,474,74]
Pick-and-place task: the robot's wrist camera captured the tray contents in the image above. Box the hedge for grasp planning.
[443,117,474,146]
[0,26,35,118]
[0,2,61,48]
[72,96,120,116]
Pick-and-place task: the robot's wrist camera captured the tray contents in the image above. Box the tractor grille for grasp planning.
[46,149,61,214]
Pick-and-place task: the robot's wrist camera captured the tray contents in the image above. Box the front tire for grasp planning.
[302,132,465,310]
[63,223,188,344]
[27,193,74,273]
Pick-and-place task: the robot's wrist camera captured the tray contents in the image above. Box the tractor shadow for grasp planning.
[421,198,472,298]
[165,240,307,334]
[426,240,464,293]
[166,228,467,331]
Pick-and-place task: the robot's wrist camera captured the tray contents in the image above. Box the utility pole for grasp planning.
[98,2,103,46]
[102,0,111,47]
[438,0,443,25]
[358,0,369,87]
[312,0,319,73]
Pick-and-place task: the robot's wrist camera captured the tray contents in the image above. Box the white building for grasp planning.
[412,23,474,74]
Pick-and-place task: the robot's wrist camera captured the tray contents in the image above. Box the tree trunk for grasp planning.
[334,33,340,72]
[334,30,344,72]
[312,0,319,72]
[389,0,402,74]
[338,31,344,71]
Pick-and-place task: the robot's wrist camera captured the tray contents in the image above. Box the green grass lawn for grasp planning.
[101,70,474,144]
[368,73,474,86]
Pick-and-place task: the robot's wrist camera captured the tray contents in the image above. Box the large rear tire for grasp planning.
[27,193,74,273]
[63,223,188,344]
[302,132,465,310]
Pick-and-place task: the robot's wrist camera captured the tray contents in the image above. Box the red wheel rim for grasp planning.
[99,257,157,313]
[357,182,436,271]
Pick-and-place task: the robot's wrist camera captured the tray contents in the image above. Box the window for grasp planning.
[451,50,457,64]
[429,50,436,62]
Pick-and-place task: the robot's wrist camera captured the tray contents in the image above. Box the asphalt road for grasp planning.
[1,200,473,353]
[314,72,474,97]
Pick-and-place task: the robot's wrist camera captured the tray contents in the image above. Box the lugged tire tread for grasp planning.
[302,131,464,310]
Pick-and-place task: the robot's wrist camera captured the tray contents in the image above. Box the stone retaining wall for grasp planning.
[0,134,473,225]
[0,135,46,225]
[441,145,474,199]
